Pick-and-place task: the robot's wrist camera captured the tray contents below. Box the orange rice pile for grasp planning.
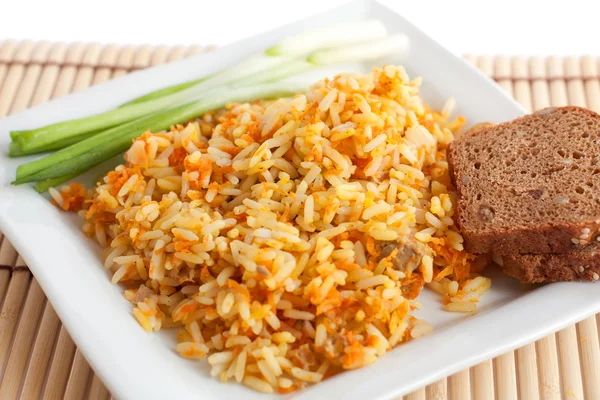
[52,65,491,393]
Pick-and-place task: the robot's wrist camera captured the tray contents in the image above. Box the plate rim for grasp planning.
[1,1,597,399]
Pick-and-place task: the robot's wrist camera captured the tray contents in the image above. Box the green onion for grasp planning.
[238,35,411,87]
[35,171,85,193]
[11,20,415,189]
[266,20,386,56]
[14,81,308,184]
[9,142,25,157]
[17,143,127,184]
[308,34,409,65]
[16,95,177,152]
[118,76,209,108]
[12,20,393,154]
[10,131,101,157]
[12,21,397,156]
[232,60,313,87]
[10,130,26,141]
[15,55,292,153]
[16,106,197,183]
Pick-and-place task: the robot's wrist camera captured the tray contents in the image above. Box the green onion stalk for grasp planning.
[11,21,412,191]
[15,81,309,185]
[11,20,389,154]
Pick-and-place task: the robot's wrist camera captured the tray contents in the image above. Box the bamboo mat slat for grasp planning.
[1,42,600,399]
[0,279,46,399]
[62,349,92,400]
[449,369,470,399]
[495,351,518,400]
[0,271,29,368]
[44,327,77,399]
[516,343,540,400]
[577,316,600,399]
[92,44,120,86]
[426,379,446,400]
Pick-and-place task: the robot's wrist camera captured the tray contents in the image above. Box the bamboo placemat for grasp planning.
[0,41,599,400]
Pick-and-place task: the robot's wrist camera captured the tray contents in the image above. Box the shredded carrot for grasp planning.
[182,304,205,322]
[341,340,366,370]
[278,386,298,394]
[106,166,142,196]
[434,265,454,281]
[168,147,188,166]
[401,273,424,300]
[54,183,87,211]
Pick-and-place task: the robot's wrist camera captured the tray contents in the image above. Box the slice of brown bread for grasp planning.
[447,106,600,256]
[501,245,600,283]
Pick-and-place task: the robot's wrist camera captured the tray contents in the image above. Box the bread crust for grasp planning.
[447,106,600,256]
[502,245,600,282]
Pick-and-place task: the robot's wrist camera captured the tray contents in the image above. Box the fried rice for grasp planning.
[52,65,491,393]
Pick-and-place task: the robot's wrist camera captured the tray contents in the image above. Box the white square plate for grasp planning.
[1,1,599,399]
